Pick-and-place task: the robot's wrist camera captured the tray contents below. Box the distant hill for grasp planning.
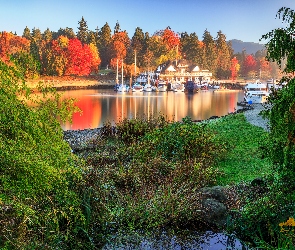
[229,39,266,55]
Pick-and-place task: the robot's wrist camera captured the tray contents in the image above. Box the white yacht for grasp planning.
[157,82,167,92]
[132,83,143,92]
[244,81,269,104]
[117,84,129,92]
[143,83,153,92]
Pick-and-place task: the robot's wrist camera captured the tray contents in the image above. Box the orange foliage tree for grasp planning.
[152,27,180,65]
[110,31,130,69]
[230,57,240,80]
[0,32,30,62]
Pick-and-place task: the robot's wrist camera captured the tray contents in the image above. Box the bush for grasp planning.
[0,60,91,248]
[79,115,224,233]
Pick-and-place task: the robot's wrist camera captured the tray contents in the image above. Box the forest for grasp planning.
[0,17,282,81]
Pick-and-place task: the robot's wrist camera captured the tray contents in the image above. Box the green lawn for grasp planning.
[206,113,271,185]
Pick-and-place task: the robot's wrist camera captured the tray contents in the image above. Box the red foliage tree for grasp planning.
[161,28,180,50]
[65,38,100,76]
[243,54,257,76]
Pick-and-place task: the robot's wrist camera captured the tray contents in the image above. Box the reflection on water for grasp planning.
[60,89,245,131]
[102,230,248,249]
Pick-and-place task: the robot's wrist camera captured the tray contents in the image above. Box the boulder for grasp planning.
[199,186,227,202]
[201,198,227,227]
[198,186,228,227]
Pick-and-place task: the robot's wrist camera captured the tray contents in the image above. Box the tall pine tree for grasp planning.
[98,22,112,68]
[22,26,31,40]
[77,16,88,44]
[215,30,232,79]
[202,29,217,77]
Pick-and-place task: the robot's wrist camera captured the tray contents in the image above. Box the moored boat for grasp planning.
[117,84,129,92]
[172,82,185,92]
[143,83,153,92]
[132,83,143,92]
[157,82,168,92]
[244,81,269,103]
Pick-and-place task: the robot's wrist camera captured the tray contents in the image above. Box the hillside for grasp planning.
[229,39,266,54]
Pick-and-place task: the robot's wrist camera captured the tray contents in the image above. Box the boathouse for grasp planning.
[159,60,212,83]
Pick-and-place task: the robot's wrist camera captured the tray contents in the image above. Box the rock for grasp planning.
[201,198,227,227]
[199,186,227,202]
[208,115,219,120]
[196,186,228,227]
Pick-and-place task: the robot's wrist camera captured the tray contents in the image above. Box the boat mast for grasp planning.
[116,58,118,84]
[121,59,123,85]
[134,50,137,84]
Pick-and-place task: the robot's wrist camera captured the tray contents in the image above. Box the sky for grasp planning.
[1,0,295,44]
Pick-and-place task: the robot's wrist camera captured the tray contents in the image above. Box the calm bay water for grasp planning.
[60,89,245,131]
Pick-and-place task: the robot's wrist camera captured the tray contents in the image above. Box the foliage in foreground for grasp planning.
[80,116,226,234]
[231,7,295,249]
[0,60,92,249]
[75,113,274,243]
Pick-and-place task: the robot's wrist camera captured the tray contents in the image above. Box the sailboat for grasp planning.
[117,59,129,92]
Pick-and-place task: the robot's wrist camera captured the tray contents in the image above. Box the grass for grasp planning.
[206,113,271,185]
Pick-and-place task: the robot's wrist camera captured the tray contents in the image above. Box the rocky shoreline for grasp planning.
[242,103,270,131]
[63,103,270,151]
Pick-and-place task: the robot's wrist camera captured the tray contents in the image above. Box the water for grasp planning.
[60,89,244,131]
[103,230,248,249]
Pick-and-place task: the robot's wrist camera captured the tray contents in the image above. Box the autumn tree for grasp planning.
[230,56,240,80]
[151,27,180,65]
[0,32,14,61]
[89,43,101,73]
[0,32,31,67]
[45,36,68,76]
[109,31,130,70]
[0,32,38,78]
[243,54,257,78]
[65,38,100,76]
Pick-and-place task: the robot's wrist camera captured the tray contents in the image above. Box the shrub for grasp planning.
[0,60,89,248]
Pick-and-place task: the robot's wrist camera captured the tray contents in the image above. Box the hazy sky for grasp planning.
[1,0,294,43]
